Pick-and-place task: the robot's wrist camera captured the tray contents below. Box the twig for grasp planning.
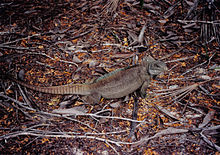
[0,93,97,132]
[105,141,120,155]
[152,77,220,103]
[165,56,194,63]
[0,126,190,147]
[62,112,144,123]
[0,45,36,50]
[0,131,126,146]
[178,20,220,24]
[0,93,36,111]
[180,61,206,76]
[24,52,78,67]
[200,125,220,151]
[159,37,198,60]
[17,84,33,108]
[1,33,41,45]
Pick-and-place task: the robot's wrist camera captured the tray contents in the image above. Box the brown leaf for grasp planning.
[199,111,215,128]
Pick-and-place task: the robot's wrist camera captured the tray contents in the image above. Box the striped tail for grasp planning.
[8,76,91,95]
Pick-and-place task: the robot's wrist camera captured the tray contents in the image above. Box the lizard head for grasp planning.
[142,56,168,76]
[148,61,168,76]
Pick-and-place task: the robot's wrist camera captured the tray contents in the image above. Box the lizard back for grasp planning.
[92,65,145,99]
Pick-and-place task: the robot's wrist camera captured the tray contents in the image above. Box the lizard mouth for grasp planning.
[160,65,168,75]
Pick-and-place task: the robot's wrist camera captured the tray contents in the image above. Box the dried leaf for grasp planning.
[155,127,188,136]
[110,101,121,108]
[199,111,215,128]
[72,56,82,63]
[52,107,87,116]
[156,105,180,121]
[138,24,146,43]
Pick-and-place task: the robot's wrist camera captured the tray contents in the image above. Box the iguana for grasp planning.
[5,56,167,103]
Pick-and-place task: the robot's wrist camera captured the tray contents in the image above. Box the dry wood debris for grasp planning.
[0,0,219,154]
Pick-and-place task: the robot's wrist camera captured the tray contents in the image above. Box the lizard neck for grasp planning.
[139,63,152,80]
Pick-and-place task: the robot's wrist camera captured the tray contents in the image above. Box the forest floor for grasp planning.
[0,0,219,154]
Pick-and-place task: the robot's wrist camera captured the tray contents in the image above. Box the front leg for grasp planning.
[140,80,150,98]
[85,92,101,104]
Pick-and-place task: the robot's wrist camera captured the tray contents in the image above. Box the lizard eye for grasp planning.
[154,63,160,68]
[153,62,161,69]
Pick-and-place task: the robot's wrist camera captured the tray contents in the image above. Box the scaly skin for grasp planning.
[6,56,167,103]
